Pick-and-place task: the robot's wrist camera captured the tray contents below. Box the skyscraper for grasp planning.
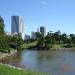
[39,26,47,37]
[11,16,24,39]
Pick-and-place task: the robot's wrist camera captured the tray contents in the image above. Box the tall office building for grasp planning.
[39,26,47,37]
[11,16,24,39]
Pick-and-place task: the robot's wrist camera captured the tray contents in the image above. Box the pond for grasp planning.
[1,49,75,75]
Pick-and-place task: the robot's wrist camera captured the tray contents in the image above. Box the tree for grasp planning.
[53,30,61,44]
[36,32,52,50]
[45,33,52,49]
[36,35,45,49]
[16,33,23,50]
[0,16,5,34]
[70,34,75,44]
[0,16,10,53]
[10,33,23,51]
[35,32,43,40]
[61,33,67,43]
[0,35,10,53]
[47,31,54,44]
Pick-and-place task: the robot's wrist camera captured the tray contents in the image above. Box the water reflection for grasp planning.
[1,49,75,75]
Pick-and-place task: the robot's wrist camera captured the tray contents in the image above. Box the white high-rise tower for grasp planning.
[39,26,47,37]
[11,16,24,39]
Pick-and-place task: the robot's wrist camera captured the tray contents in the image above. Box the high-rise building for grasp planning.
[39,26,47,37]
[11,16,24,39]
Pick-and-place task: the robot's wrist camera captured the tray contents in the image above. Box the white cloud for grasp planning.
[41,0,47,6]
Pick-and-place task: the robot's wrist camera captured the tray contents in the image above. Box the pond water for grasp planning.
[1,49,75,75]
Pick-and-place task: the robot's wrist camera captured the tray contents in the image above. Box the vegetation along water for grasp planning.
[1,16,75,75]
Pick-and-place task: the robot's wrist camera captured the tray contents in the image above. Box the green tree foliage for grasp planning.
[0,16,10,53]
[0,16,5,34]
[36,30,75,49]
[36,32,52,50]
[36,36,45,49]
[45,33,53,49]
[35,32,43,40]
[70,34,75,44]
[53,30,61,44]
[61,33,67,43]
[0,35,10,53]
[16,33,23,50]
[10,33,23,51]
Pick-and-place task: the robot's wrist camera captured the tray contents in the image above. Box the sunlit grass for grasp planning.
[52,44,62,49]
[22,41,37,49]
[0,64,49,75]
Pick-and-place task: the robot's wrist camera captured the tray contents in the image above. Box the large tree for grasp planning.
[10,33,23,51]
[53,30,61,44]
[36,32,52,50]
[0,16,5,34]
[35,32,43,40]
[70,34,75,44]
[0,16,10,53]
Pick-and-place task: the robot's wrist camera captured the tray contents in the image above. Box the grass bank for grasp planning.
[21,41,37,49]
[22,41,75,50]
[0,64,48,75]
[52,44,62,49]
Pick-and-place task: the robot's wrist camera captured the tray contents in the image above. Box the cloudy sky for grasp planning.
[0,0,75,35]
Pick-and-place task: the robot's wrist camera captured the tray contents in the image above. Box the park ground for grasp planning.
[0,64,49,75]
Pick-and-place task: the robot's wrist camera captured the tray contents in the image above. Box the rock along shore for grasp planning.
[0,50,17,62]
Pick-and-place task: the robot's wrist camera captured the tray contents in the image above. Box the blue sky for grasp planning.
[0,0,75,35]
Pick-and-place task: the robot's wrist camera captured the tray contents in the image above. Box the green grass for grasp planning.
[0,64,49,75]
[22,41,75,49]
[52,44,62,49]
[22,42,75,49]
[22,41,37,49]
[52,44,75,49]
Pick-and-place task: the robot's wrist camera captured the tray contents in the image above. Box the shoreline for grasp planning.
[51,48,75,50]
[26,47,75,50]
[0,63,48,75]
[0,48,75,61]
[0,50,17,62]
[0,63,22,70]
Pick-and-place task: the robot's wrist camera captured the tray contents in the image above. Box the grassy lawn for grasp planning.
[0,64,48,75]
[22,42,75,50]
[52,44,62,49]
[52,44,75,49]
[22,41,37,49]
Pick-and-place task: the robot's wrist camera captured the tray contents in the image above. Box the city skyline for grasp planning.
[0,0,75,35]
